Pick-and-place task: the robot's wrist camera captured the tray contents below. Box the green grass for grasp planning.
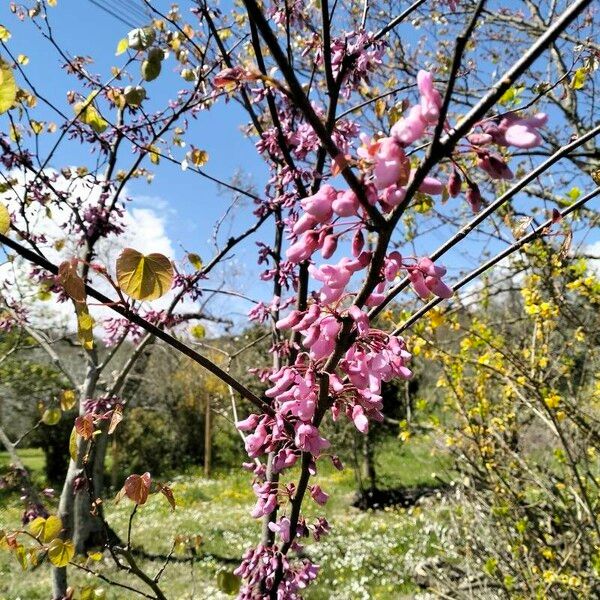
[0,448,46,472]
[0,446,451,600]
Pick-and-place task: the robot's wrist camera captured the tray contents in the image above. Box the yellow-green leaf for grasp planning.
[570,67,587,90]
[148,145,160,164]
[116,248,173,301]
[74,95,108,134]
[190,324,206,339]
[76,305,95,350]
[0,202,10,234]
[0,26,11,42]
[60,389,77,411]
[116,38,128,56]
[42,407,62,426]
[47,538,74,568]
[29,515,62,543]
[0,59,17,114]
[187,253,202,270]
[69,427,78,462]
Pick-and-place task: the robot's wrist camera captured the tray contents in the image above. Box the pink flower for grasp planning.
[309,484,330,505]
[286,230,319,263]
[236,414,260,431]
[447,169,462,197]
[391,105,426,146]
[373,137,410,190]
[268,517,291,542]
[352,405,369,433]
[332,189,360,216]
[418,175,444,195]
[417,70,443,124]
[466,183,483,213]
[301,185,337,222]
[477,152,513,180]
[294,423,330,456]
[245,422,270,458]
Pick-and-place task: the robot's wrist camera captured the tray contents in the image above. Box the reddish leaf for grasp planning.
[123,472,151,505]
[108,405,123,435]
[58,260,86,303]
[551,208,562,223]
[157,483,176,510]
[75,414,95,441]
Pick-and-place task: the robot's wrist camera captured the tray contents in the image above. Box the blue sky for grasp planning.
[0,0,598,321]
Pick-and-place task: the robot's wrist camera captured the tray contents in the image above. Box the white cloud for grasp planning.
[0,169,183,337]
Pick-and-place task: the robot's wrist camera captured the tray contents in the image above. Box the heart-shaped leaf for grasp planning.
[0,59,17,114]
[29,515,62,543]
[116,248,173,301]
[47,538,74,567]
[0,202,10,234]
[123,472,151,505]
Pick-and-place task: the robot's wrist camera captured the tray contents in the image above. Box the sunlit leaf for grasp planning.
[42,407,62,426]
[189,148,208,167]
[75,414,95,441]
[29,515,62,543]
[0,202,10,234]
[60,389,77,411]
[58,260,86,303]
[108,404,123,435]
[570,67,587,90]
[15,545,27,570]
[47,538,74,568]
[17,54,28,65]
[187,253,202,270]
[115,38,128,56]
[116,248,173,301]
[69,427,78,462]
[148,145,160,164]
[0,26,11,42]
[157,482,176,510]
[0,59,17,114]
[74,94,108,134]
[123,472,151,505]
[190,324,206,339]
[76,305,95,350]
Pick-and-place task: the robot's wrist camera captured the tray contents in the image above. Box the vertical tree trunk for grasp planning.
[204,397,212,478]
[363,429,377,491]
[52,358,99,599]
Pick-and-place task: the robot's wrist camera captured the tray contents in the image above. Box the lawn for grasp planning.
[0,438,453,600]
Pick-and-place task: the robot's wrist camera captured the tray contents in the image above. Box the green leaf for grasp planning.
[42,407,62,426]
[570,67,587,90]
[216,570,241,595]
[141,58,161,82]
[29,515,62,543]
[74,94,108,134]
[116,248,173,301]
[187,253,203,270]
[0,59,17,114]
[190,324,206,339]
[47,538,74,568]
[0,202,10,234]
[69,427,78,462]
[115,38,128,56]
[76,305,95,350]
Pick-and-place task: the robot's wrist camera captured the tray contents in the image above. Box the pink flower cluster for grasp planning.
[234,544,318,600]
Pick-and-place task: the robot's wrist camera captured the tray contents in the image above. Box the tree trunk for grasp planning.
[52,358,100,599]
[363,429,377,491]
